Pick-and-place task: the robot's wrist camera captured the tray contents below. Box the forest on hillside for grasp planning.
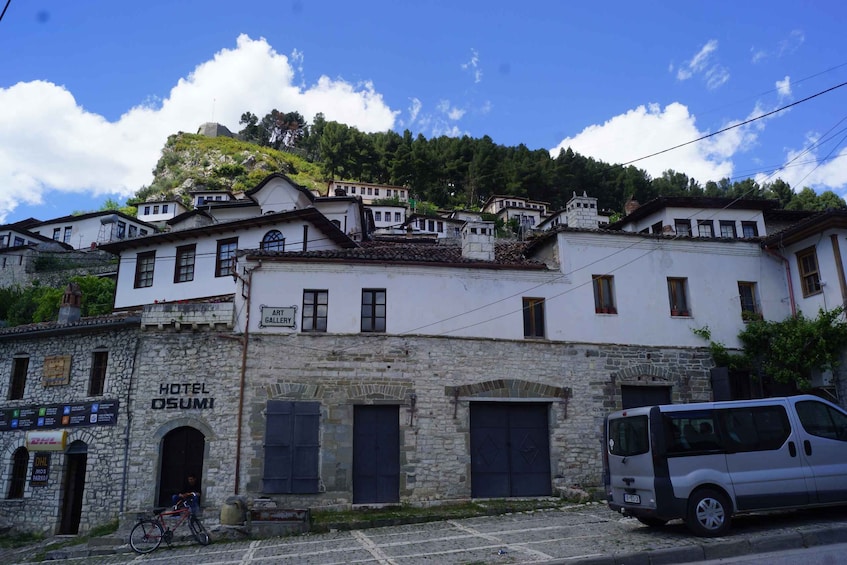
[126,109,845,216]
[234,109,846,214]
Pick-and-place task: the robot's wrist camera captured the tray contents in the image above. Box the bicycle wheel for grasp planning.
[129,519,164,553]
[189,515,211,545]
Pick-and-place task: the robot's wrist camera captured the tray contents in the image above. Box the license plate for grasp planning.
[623,493,641,504]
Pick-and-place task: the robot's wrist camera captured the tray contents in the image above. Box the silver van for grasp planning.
[604,395,847,536]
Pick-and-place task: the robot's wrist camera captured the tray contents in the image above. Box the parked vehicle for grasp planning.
[604,395,847,536]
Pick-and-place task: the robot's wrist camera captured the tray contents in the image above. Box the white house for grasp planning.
[28,211,157,250]
[136,200,188,225]
[367,204,407,231]
[327,180,410,204]
[481,194,550,230]
[404,214,464,239]
[190,190,236,208]
[612,197,774,238]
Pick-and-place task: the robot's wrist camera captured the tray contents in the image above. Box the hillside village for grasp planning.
[0,123,845,538]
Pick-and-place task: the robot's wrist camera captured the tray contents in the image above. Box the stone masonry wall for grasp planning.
[0,326,139,535]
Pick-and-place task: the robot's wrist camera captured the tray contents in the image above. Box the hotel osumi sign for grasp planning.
[260,305,297,329]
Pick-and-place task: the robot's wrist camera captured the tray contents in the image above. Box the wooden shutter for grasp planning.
[263,400,320,493]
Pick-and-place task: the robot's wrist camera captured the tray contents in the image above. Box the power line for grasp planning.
[620,80,847,167]
[0,0,11,23]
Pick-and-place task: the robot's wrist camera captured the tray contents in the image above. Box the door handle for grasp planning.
[788,441,797,457]
[804,440,812,456]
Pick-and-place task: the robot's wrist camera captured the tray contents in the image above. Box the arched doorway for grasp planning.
[58,440,88,535]
[157,427,205,507]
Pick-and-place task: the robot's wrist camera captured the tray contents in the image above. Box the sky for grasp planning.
[1,0,846,224]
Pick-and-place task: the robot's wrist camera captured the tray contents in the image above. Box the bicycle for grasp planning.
[129,495,211,553]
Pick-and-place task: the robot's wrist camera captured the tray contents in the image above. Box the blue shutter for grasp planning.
[263,400,320,493]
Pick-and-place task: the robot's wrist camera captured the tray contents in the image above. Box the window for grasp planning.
[174,244,196,283]
[522,297,545,338]
[128,225,137,238]
[89,350,108,396]
[593,275,617,314]
[608,416,649,456]
[741,221,759,238]
[374,188,380,196]
[162,204,169,214]
[719,406,791,452]
[52,228,61,240]
[651,221,663,234]
[216,238,238,277]
[153,205,160,214]
[437,221,444,233]
[737,282,760,321]
[667,278,690,316]
[117,221,126,239]
[796,246,821,297]
[394,212,401,222]
[719,221,737,238]
[134,251,155,288]
[63,226,72,243]
[8,356,28,400]
[144,206,151,215]
[375,211,382,221]
[697,220,714,237]
[6,447,28,499]
[13,237,24,247]
[302,290,328,332]
[428,220,435,231]
[140,229,148,236]
[674,219,691,236]
[261,230,285,252]
[262,400,320,493]
[664,410,720,453]
[361,289,386,332]
[796,400,847,441]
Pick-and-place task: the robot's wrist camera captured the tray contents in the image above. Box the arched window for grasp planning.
[261,230,285,252]
[7,447,28,499]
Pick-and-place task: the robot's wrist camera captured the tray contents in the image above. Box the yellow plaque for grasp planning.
[42,355,72,387]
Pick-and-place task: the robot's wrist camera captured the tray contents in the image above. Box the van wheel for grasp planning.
[686,489,731,537]
[636,517,668,527]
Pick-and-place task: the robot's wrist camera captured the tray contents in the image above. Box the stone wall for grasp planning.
[0,324,139,535]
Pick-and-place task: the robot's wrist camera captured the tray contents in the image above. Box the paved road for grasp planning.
[6,502,847,564]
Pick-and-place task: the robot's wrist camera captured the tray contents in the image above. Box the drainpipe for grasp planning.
[764,247,797,317]
[120,332,143,513]
[233,261,260,494]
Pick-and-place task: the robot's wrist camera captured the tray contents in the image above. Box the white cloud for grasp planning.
[750,47,767,64]
[675,39,729,90]
[755,136,847,194]
[408,97,422,124]
[778,30,805,56]
[549,102,759,183]
[0,34,398,222]
[437,99,465,121]
[461,48,482,84]
[776,76,792,99]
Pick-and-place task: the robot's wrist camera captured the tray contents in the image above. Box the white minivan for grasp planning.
[604,395,847,536]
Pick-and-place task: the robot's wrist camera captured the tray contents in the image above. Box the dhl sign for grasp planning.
[26,431,67,452]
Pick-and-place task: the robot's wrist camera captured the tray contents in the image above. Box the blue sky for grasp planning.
[1,0,846,223]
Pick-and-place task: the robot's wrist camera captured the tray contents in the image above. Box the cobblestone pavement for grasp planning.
[4,502,847,564]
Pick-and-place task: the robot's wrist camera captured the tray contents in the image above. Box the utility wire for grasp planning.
[620,80,847,167]
[0,0,11,23]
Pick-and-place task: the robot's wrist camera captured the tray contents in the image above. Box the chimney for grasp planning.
[58,282,82,325]
[624,197,640,216]
[462,220,495,261]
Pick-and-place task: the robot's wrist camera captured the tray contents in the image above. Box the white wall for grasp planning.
[780,228,846,315]
[236,231,789,348]
[113,220,341,309]
[138,202,186,223]
[620,207,766,237]
[35,216,153,250]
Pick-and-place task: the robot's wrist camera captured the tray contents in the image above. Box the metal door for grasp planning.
[58,441,87,534]
[470,403,551,498]
[157,426,205,507]
[353,405,400,504]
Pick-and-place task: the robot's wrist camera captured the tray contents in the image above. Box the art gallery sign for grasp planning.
[259,305,297,328]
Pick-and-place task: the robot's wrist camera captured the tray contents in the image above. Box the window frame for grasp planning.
[697,219,714,238]
[592,275,617,314]
[719,221,737,238]
[361,289,386,333]
[737,281,760,321]
[260,230,285,252]
[667,277,690,316]
[741,221,759,238]
[8,356,28,400]
[674,219,691,236]
[174,244,196,283]
[796,246,822,297]
[522,297,546,338]
[134,251,156,288]
[88,350,109,396]
[215,238,238,278]
[301,290,328,333]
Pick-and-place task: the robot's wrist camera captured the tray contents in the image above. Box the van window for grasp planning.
[663,410,720,453]
[719,406,790,451]
[796,400,847,441]
[608,416,648,456]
